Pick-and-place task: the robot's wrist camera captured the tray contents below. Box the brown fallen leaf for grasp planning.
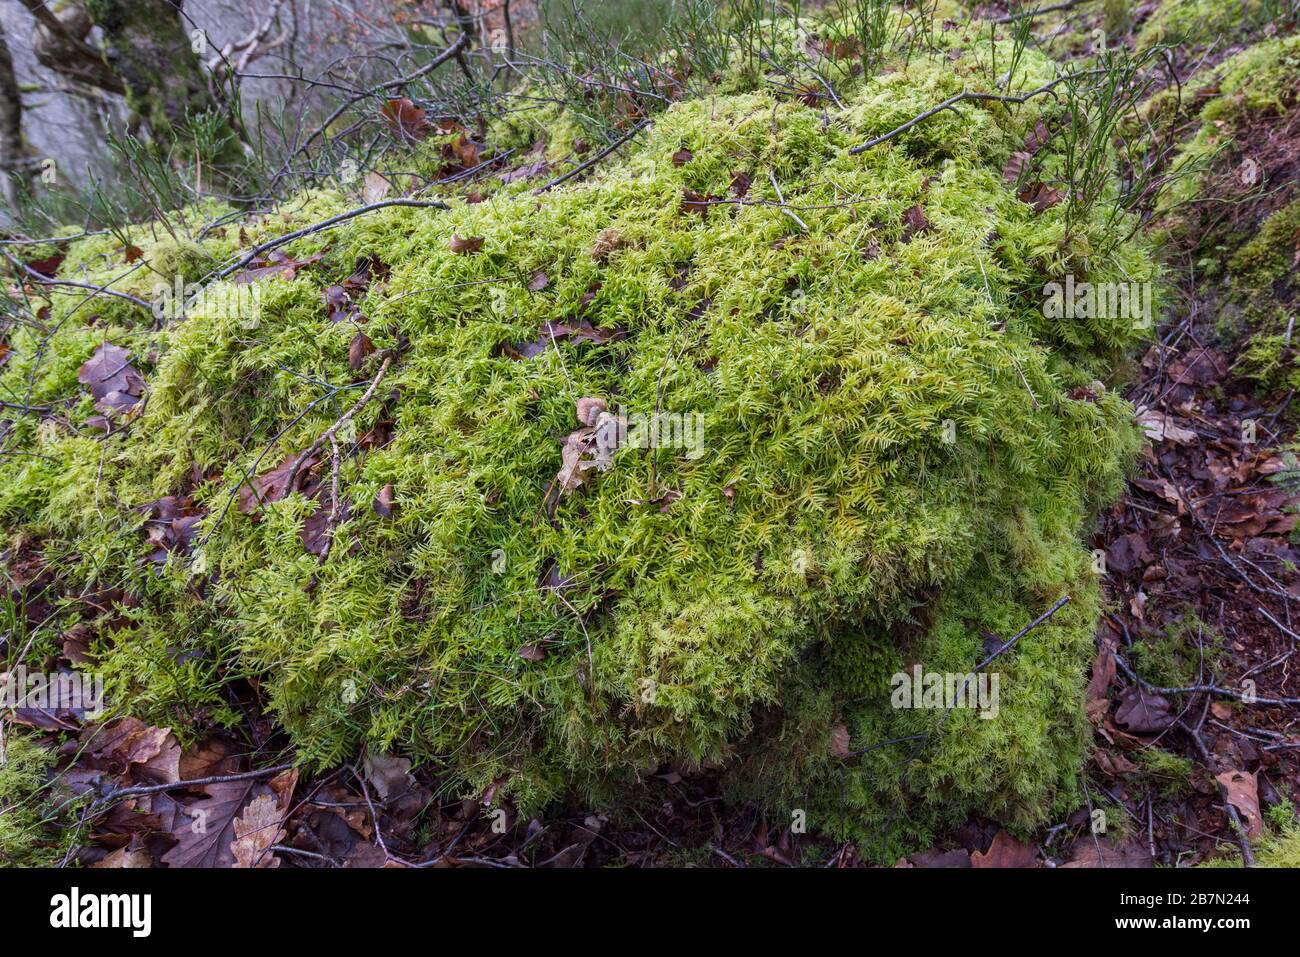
[829,723,852,758]
[381,97,431,143]
[78,342,146,418]
[362,171,392,203]
[1106,533,1152,575]
[528,270,550,292]
[372,483,396,518]
[970,831,1039,868]
[1094,748,1141,777]
[1136,406,1197,445]
[500,159,550,183]
[232,249,326,284]
[1018,181,1065,211]
[901,204,930,241]
[1216,769,1262,838]
[92,847,153,868]
[681,188,721,216]
[671,148,694,166]
[1061,838,1153,867]
[1114,686,1175,734]
[1085,646,1116,724]
[517,644,548,662]
[450,234,485,254]
[903,849,969,867]
[231,793,287,868]
[349,332,375,371]
[161,778,257,868]
[80,717,182,786]
[591,228,630,261]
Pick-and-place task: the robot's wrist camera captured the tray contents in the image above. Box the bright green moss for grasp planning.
[0,28,1157,856]
[1136,0,1272,51]
[1201,818,1300,867]
[0,730,82,867]
[1231,199,1300,391]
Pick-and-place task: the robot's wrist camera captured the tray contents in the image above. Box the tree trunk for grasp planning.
[84,0,239,163]
[0,17,29,212]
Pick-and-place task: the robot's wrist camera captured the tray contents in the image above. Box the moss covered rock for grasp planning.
[0,25,1156,856]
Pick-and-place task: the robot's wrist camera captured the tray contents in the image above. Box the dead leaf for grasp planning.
[517,644,547,662]
[907,848,971,867]
[450,234,485,254]
[1085,647,1116,724]
[1114,686,1175,734]
[92,847,153,868]
[829,723,852,757]
[362,171,392,203]
[1094,748,1141,776]
[1061,838,1153,867]
[161,778,257,868]
[1018,181,1065,211]
[901,205,930,241]
[1106,533,1152,575]
[78,342,146,418]
[373,483,396,518]
[500,159,550,183]
[671,148,694,166]
[591,228,629,261]
[970,831,1039,868]
[528,270,550,292]
[576,396,606,426]
[231,793,286,868]
[349,332,375,371]
[381,98,430,143]
[1136,407,1197,445]
[1216,769,1262,838]
[681,188,721,216]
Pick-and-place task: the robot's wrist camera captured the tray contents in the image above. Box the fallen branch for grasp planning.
[848,72,1100,155]
[3,251,152,310]
[991,0,1095,23]
[534,119,652,194]
[284,353,395,493]
[215,200,449,281]
[96,761,297,805]
[1178,718,1256,867]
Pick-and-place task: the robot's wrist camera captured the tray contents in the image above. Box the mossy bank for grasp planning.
[0,21,1157,858]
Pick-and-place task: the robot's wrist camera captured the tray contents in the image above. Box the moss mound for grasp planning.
[0,26,1156,856]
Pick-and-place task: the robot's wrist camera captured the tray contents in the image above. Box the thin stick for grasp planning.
[534,119,652,194]
[284,354,394,492]
[216,201,449,280]
[849,72,1102,155]
[97,762,296,803]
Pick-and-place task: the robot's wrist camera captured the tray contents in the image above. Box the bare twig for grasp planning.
[534,119,652,194]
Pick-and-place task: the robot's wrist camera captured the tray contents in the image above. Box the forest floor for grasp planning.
[7,1,1300,869]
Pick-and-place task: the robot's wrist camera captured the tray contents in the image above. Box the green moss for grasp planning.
[1129,611,1223,687]
[1136,0,1274,51]
[0,25,1157,856]
[0,731,81,867]
[1231,200,1300,390]
[1201,818,1300,867]
[1136,747,1195,797]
